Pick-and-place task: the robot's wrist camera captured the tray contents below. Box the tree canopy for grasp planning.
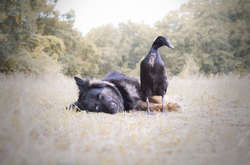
[0,0,249,77]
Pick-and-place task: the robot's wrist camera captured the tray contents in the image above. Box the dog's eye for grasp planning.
[95,105,99,111]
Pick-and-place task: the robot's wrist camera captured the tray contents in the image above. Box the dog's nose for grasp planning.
[110,102,119,113]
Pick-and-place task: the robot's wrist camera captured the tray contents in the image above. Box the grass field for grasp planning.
[0,72,249,165]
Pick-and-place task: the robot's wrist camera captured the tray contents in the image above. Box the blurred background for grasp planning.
[0,0,249,78]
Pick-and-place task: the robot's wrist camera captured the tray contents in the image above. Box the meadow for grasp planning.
[0,72,249,165]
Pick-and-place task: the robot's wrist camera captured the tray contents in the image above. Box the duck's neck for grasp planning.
[152,44,160,50]
[150,46,159,54]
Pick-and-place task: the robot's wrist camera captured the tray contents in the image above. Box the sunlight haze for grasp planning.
[56,0,188,35]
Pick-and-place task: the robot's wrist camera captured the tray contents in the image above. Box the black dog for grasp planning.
[71,71,141,114]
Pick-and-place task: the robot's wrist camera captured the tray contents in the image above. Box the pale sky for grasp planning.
[56,0,188,35]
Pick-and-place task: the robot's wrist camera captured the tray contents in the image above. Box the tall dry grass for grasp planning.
[0,72,249,165]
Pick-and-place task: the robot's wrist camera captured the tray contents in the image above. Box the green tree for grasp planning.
[156,0,250,75]
[0,0,65,73]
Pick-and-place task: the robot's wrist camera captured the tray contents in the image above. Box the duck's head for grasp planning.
[152,36,174,49]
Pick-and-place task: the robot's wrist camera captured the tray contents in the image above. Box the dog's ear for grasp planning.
[74,76,89,91]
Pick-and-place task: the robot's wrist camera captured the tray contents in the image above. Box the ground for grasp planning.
[0,72,249,165]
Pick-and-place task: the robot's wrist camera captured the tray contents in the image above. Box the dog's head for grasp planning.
[74,77,124,114]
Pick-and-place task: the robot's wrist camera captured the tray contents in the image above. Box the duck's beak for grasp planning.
[165,40,174,49]
[168,43,174,49]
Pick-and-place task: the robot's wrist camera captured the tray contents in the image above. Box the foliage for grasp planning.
[85,23,157,76]
[0,0,249,77]
[0,0,63,74]
[156,0,250,75]
[87,0,250,76]
[0,0,101,77]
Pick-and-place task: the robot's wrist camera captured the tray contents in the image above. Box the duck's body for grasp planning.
[140,48,168,97]
[140,36,174,113]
